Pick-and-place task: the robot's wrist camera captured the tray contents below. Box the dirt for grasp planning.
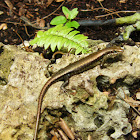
[0,0,140,45]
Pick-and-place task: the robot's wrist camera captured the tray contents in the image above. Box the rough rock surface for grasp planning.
[0,43,50,140]
[0,42,140,140]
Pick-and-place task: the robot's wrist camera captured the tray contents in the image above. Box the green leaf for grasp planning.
[73,34,88,42]
[30,37,39,45]
[57,36,63,50]
[135,21,140,30]
[50,16,67,25]
[80,40,89,48]
[82,49,89,54]
[50,36,58,52]
[37,31,44,37]
[51,24,64,34]
[44,35,53,49]
[75,47,83,55]
[65,21,80,29]
[62,6,79,20]
[62,6,71,19]
[45,27,55,34]
[30,24,89,54]
[70,8,79,19]
[64,39,70,48]
[59,27,73,36]
[68,42,76,51]
[67,41,73,51]
[58,38,67,50]
[66,30,80,39]
[37,38,44,46]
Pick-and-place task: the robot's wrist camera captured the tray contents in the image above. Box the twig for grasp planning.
[96,10,137,18]
[20,16,49,30]
[0,21,20,25]
[20,0,65,30]
[0,3,18,15]
[116,88,140,116]
[57,129,69,140]
[31,0,65,24]
[51,51,66,60]
[97,2,116,18]
[81,7,136,19]
[4,0,13,15]
[24,25,31,37]
[13,29,26,48]
[97,1,104,9]
[81,7,114,12]
[81,7,117,19]
[13,29,34,52]
[121,88,140,116]
[58,118,75,140]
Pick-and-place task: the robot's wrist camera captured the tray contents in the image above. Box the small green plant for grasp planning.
[50,6,80,29]
[30,24,89,54]
[30,6,89,54]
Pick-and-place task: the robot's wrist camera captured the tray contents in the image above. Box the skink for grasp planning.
[33,46,123,140]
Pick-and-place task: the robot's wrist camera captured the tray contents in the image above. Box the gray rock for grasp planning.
[0,43,140,140]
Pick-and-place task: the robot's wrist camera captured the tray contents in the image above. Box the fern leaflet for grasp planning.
[30,24,89,54]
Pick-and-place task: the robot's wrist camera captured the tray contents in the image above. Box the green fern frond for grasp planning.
[30,24,89,54]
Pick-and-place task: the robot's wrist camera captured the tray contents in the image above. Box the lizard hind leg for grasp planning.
[60,74,70,93]
[60,73,75,95]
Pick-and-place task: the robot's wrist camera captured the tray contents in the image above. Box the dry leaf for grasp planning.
[57,129,69,140]
[55,0,64,2]
[19,5,26,16]
[110,78,117,84]
[4,0,13,10]
[136,92,140,100]
[0,23,7,30]
[135,116,140,128]
[119,0,128,3]
[0,11,4,15]
[97,0,104,2]
[59,118,75,140]
[52,135,58,140]
[124,96,140,107]
[39,19,45,27]
[36,17,45,27]
[88,135,92,140]
[132,131,138,138]
[47,0,54,6]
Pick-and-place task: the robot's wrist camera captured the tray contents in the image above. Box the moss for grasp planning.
[0,45,15,85]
